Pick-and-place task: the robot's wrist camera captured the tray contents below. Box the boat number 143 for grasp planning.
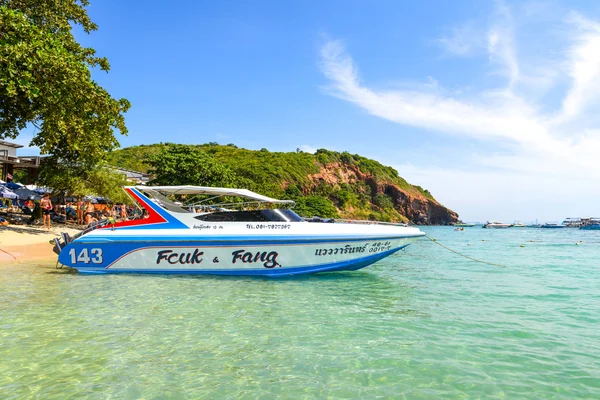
[69,248,103,264]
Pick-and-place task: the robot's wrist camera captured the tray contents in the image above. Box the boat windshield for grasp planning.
[194,209,304,222]
[137,188,190,213]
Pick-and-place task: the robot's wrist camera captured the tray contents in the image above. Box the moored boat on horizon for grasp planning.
[580,218,600,230]
[540,223,566,229]
[454,221,476,227]
[483,221,511,229]
[52,186,425,276]
[562,218,584,228]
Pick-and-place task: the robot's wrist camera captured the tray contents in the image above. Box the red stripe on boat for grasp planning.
[101,188,167,229]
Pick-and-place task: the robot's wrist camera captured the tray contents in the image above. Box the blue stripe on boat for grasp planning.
[73,245,407,277]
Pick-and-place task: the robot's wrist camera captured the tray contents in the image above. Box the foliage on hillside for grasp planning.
[106,143,438,221]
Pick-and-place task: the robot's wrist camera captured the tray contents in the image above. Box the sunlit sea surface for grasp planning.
[1,227,599,399]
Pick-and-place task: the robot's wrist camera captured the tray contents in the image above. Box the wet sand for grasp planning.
[0,226,81,264]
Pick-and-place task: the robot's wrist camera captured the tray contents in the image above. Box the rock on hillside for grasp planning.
[307,162,458,225]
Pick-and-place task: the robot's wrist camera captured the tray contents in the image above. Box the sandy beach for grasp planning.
[0,225,81,264]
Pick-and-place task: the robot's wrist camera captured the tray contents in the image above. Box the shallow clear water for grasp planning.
[1,227,599,399]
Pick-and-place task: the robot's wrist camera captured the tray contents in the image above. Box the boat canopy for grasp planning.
[130,186,295,205]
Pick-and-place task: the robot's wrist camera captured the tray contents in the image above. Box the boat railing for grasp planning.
[187,200,295,211]
[304,217,408,227]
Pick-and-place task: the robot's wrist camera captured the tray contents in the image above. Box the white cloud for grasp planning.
[438,23,485,56]
[555,13,600,123]
[320,39,551,147]
[319,4,600,221]
[487,28,519,87]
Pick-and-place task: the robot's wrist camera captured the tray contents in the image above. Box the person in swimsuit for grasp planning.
[76,197,84,224]
[40,193,52,230]
[85,200,96,225]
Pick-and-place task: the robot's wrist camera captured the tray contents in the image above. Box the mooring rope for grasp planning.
[0,247,17,261]
[424,234,508,268]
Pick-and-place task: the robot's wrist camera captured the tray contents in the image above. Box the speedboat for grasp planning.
[482,221,511,229]
[511,222,526,228]
[53,186,425,276]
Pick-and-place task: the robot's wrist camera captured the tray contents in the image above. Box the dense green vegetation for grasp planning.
[107,143,438,221]
[38,157,131,203]
[1,0,130,202]
[0,0,129,164]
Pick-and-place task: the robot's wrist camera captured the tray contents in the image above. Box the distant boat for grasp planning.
[540,223,566,229]
[562,218,583,228]
[483,221,511,229]
[454,222,475,227]
[511,222,526,228]
[581,224,600,230]
[580,218,600,230]
[526,224,542,228]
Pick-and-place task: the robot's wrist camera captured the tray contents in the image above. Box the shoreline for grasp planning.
[0,226,81,264]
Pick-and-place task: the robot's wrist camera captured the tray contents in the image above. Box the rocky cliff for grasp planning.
[307,163,458,225]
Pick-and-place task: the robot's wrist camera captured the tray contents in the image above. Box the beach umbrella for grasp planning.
[5,182,22,190]
[0,186,17,199]
[14,188,42,201]
[25,184,50,194]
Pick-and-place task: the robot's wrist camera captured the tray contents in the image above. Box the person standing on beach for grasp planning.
[40,193,52,230]
[76,197,84,225]
[85,200,95,225]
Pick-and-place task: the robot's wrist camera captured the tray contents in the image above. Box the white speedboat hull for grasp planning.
[59,235,419,276]
[56,187,425,276]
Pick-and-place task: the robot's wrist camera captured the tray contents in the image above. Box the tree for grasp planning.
[38,157,131,203]
[147,143,239,187]
[293,196,339,219]
[0,1,130,163]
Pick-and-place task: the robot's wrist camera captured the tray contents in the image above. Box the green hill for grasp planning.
[106,143,458,225]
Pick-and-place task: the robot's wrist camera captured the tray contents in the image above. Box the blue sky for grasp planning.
[17,0,600,222]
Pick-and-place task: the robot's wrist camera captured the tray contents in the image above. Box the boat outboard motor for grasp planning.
[52,232,73,255]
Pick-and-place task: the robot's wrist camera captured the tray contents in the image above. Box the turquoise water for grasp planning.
[1,227,599,399]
